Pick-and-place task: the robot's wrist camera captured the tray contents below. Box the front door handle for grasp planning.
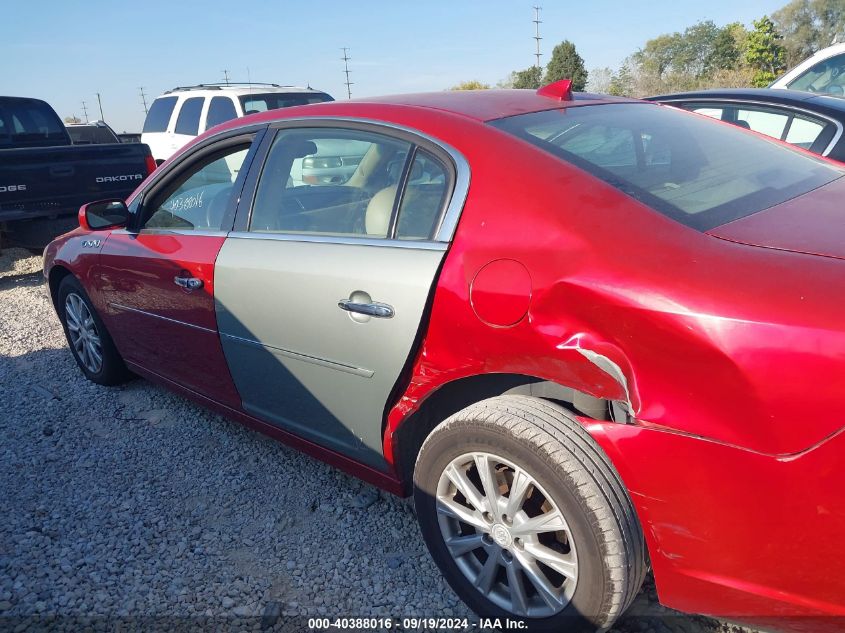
[174,276,203,290]
[338,299,394,319]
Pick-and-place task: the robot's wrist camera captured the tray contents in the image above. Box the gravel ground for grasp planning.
[0,246,756,632]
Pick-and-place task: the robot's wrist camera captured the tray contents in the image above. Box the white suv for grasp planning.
[141,83,333,164]
[771,43,845,96]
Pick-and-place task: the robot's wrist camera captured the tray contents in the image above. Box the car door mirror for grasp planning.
[79,199,130,231]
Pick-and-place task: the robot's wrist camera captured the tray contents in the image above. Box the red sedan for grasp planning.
[43,81,845,631]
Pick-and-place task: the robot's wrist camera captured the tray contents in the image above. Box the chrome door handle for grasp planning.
[338,299,394,318]
[174,276,203,290]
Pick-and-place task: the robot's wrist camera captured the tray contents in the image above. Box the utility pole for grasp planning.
[222,69,230,85]
[96,93,105,121]
[81,101,89,123]
[139,86,148,115]
[533,6,543,68]
[341,47,353,99]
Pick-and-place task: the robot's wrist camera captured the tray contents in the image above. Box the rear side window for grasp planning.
[174,97,204,136]
[142,97,178,133]
[0,98,67,148]
[205,97,238,131]
[490,103,844,231]
[239,92,333,114]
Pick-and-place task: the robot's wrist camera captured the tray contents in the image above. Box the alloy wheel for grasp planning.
[64,293,103,374]
[436,451,578,617]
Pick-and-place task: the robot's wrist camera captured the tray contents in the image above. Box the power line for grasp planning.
[139,86,148,115]
[341,47,353,99]
[533,6,543,68]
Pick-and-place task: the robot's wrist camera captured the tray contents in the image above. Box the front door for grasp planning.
[95,132,260,407]
[215,125,461,469]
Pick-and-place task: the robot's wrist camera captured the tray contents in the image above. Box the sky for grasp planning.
[5,0,786,133]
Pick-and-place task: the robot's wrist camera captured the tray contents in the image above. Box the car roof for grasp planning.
[243,89,638,124]
[646,88,845,113]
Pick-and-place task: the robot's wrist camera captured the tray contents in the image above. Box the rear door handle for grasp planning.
[174,276,203,290]
[338,299,394,318]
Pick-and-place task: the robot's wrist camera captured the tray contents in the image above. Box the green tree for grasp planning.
[709,22,745,72]
[510,65,544,89]
[746,16,788,86]
[608,61,634,96]
[544,40,588,90]
[449,80,490,90]
[774,0,845,66]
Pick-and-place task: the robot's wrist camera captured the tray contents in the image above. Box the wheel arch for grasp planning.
[389,372,629,495]
[48,264,73,310]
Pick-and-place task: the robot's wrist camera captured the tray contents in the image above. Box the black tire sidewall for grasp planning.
[57,275,125,385]
[415,422,611,633]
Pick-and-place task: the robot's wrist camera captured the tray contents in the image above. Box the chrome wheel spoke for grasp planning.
[446,533,485,557]
[511,510,568,538]
[474,453,502,516]
[514,549,564,609]
[474,548,500,594]
[506,561,529,615]
[444,462,487,513]
[503,467,532,519]
[437,496,488,530]
[65,293,103,373]
[523,542,577,581]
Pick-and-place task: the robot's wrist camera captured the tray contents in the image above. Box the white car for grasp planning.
[771,42,845,96]
[141,83,333,164]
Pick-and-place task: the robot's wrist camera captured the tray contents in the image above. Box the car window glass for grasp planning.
[735,108,789,138]
[788,53,845,96]
[250,128,411,238]
[143,97,178,133]
[396,150,449,240]
[784,116,827,149]
[491,104,843,231]
[174,97,204,136]
[239,92,333,114]
[691,107,723,119]
[205,97,238,131]
[143,145,250,231]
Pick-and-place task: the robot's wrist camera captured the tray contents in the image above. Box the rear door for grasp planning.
[215,123,467,469]
[95,128,265,407]
[170,97,205,157]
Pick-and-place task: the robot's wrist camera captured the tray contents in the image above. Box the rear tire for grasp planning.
[414,395,645,632]
[57,275,130,386]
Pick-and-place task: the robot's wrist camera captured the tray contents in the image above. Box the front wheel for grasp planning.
[414,395,646,632]
[57,275,130,386]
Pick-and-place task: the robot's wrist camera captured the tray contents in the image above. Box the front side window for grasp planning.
[205,97,238,131]
[142,143,250,231]
[249,128,410,237]
[143,97,178,133]
[174,97,204,136]
[490,103,843,230]
[787,53,845,96]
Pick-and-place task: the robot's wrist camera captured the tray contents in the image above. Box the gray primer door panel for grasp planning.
[215,236,445,470]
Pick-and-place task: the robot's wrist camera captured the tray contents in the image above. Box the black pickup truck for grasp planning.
[0,96,155,248]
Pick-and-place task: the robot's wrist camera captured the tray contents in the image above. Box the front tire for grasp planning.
[57,275,129,386]
[414,395,645,632]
